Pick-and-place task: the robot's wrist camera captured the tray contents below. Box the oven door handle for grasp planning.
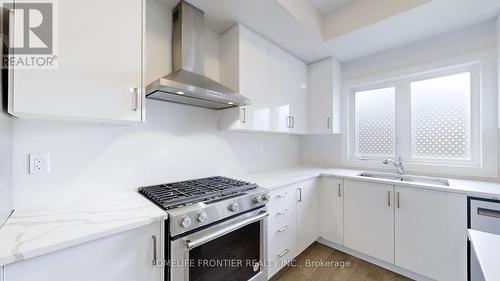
[185,211,269,250]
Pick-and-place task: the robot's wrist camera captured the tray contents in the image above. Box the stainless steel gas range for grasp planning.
[139,176,270,281]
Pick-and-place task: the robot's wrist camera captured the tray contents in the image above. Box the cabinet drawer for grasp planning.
[268,186,297,214]
[268,212,296,242]
[268,206,295,226]
[268,229,296,277]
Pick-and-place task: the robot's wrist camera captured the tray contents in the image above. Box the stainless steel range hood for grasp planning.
[146,1,250,110]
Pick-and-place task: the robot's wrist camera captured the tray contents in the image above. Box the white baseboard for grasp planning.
[316,238,433,281]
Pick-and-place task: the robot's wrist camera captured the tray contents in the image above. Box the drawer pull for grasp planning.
[277,225,289,233]
[276,193,287,199]
[277,209,288,216]
[478,208,500,219]
[278,249,290,258]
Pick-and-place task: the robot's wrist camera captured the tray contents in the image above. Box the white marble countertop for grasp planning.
[468,229,500,281]
[0,191,166,267]
[233,166,500,200]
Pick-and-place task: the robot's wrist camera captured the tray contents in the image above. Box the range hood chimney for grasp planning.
[146,1,250,110]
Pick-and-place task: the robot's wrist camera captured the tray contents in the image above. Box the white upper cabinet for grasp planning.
[219,24,270,131]
[307,57,341,134]
[268,44,291,133]
[219,24,307,134]
[321,177,344,245]
[289,56,308,134]
[269,44,307,134]
[394,186,467,281]
[8,0,144,123]
[343,179,395,264]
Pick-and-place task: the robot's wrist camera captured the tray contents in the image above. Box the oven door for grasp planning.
[170,208,268,281]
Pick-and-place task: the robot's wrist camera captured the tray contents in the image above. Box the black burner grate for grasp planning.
[138,176,257,210]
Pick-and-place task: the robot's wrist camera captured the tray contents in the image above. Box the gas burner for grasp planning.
[139,176,257,210]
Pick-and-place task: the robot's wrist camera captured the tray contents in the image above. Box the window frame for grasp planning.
[402,65,480,166]
[349,65,480,165]
[341,50,497,178]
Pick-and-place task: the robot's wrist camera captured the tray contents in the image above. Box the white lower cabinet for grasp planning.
[4,222,162,281]
[320,177,344,245]
[266,178,320,278]
[267,183,298,278]
[329,178,467,281]
[296,178,320,254]
[394,185,467,281]
[344,179,395,264]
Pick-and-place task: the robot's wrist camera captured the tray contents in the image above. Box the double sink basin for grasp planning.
[358,172,450,187]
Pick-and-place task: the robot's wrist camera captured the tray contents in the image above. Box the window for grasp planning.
[354,87,395,158]
[410,73,472,160]
[349,65,480,166]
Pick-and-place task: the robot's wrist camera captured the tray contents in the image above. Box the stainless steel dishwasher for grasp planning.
[469,198,500,281]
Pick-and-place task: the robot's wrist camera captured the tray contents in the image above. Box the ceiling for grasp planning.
[158,0,500,63]
[308,0,353,16]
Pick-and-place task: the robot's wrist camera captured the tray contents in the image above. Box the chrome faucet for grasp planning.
[383,158,405,174]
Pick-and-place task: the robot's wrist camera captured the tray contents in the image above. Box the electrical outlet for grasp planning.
[29,154,50,174]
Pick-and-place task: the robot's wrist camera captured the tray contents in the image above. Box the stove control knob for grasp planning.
[254,195,264,203]
[180,216,192,228]
[197,212,208,223]
[228,202,239,212]
[262,193,271,201]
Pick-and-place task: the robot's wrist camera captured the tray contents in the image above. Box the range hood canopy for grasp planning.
[146,1,250,110]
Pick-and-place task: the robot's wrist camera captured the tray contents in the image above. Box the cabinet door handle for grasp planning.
[278,248,290,258]
[277,225,289,233]
[297,188,302,202]
[396,192,400,208]
[291,116,295,128]
[241,108,246,123]
[277,209,288,215]
[131,87,139,111]
[151,235,158,266]
[338,183,342,197]
[387,191,391,207]
[327,117,331,129]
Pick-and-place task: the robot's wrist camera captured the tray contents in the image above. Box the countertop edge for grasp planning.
[468,229,500,281]
[0,214,165,267]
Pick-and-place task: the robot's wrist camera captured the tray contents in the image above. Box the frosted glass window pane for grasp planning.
[411,72,471,160]
[355,87,395,157]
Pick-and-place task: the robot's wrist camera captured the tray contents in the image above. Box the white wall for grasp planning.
[10,0,301,211]
[342,20,497,81]
[302,20,498,174]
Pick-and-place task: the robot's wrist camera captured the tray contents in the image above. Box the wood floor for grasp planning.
[271,243,412,281]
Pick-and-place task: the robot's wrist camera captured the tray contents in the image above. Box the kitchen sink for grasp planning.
[359,172,449,187]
